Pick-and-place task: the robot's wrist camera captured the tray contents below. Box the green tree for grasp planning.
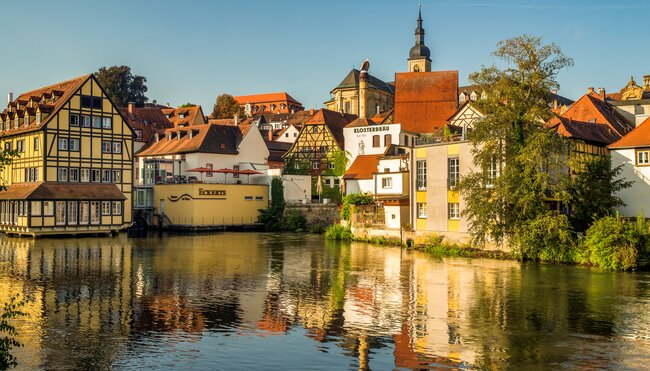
[179,103,196,108]
[94,65,148,107]
[0,294,27,370]
[457,35,574,249]
[258,177,285,231]
[566,155,633,232]
[210,94,244,119]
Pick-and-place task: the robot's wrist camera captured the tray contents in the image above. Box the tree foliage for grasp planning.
[179,103,196,108]
[211,94,244,119]
[565,155,632,232]
[340,194,374,220]
[583,214,650,271]
[258,177,285,231]
[0,294,27,370]
[94,65,148,107]
[457,35,574,248]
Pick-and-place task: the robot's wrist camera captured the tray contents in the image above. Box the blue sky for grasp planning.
[0,0,648,111]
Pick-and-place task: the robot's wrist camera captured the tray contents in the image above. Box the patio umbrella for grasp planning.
[185,167,214,182]
[316,175,322,202]
[238,169,263,184]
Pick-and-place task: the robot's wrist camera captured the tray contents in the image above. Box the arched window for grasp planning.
[413,65,420,72]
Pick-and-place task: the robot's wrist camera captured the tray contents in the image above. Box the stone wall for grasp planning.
[285,204,340,225]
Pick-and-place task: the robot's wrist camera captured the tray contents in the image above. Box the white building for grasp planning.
[343,118,416,168]
[609,117,650,217]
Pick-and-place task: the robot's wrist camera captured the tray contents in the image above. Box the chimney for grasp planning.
[267,128,273,141]
[7,92,13,104]
[128,102,134,114]
[553,99,558,111]
[309,108,314,115]
[587,87,595,95]
[644,75,650,88]
[598,87,606,101]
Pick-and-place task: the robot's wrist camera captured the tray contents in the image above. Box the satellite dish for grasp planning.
[360,59,370,73]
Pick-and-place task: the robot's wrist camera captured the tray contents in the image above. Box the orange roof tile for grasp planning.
[161,106,205,128]
[548,116,621,145]
[609,116,650,149]
[118,106,173,143]
[343,154,380,180]
[393,71,458,133]
[0,182,126,200]
[234,92,304,114]
[561,94,633,137]
[136,123,241,157]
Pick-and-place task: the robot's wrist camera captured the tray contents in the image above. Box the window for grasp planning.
[416,160,427,190]
[102,117,112,129]
[16,140,24,152]
[55,201,66,225]
[384,134,392,147]
[102,141,111,153]
[448,157,459,189]
[112,170,121,183]
[67,201,77,224]
[112,201,122,215]
[294,133,297,137]
[382,177,393,189]
[36,113,42,125]
[417,203,427,218]
[4,142,11,151]
[372,135,380,148]
[79,201,89,224]
[102,169,111,183]
[69,138,80,151]
[325,178,331,187]
[69,168,79,182]
[92,169,101,182]
[81,168,90,182]
[112,142,122,153]
[57,168,68,182]
[92,116,102,128]
[58,138,68,150]
[328,162,335,169]
[334,178,340,187]
[81,96,102,109]
[312,161,319,170]
[102,201,111,215]
[448,203,460,220]
[31,201,41,216]
[43,201,53,216]
[285,133,289,138]
[312,126,319,133]
[70,114,80,126]
[205,163,213,177]
[90,201,100,224]
[233,165,239,179]
[135,129,143,140]
[459,94,466,103]
[487,157,498,186]
[344,101,351,113]
[81,115,91,127]
[637,150,649,165]
[33,137,39,151]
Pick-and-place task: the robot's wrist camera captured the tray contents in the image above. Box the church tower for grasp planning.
[408,4,431,73]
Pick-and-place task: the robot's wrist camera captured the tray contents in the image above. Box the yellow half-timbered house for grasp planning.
[0,74,133,236]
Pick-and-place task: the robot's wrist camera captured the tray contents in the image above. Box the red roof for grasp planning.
[561,94,633,137]
[609,116,650,149]
[304,109,357,149]
[393,71,459,133]
[118,106,173,143]
[548,116,621,145]
[343,155,380,180]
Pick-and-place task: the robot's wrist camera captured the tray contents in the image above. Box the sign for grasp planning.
[199,188,227,196]
[353,125,390,134]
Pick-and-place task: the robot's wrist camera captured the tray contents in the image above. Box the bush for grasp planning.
[284,209,307,232]
[1,294,27,370]
[324,224,353,241]
[513,212,578,263]
[340,194,374,220]
[583,214,650,271]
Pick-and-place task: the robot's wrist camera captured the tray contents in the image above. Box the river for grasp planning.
[0,233,648,370]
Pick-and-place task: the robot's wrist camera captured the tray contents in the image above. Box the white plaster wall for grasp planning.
[283,175,311,202]
[237,125,269,165]
[276,126,300,143]
[384,205,402,229]
[611,148,650,217]
[343,124,402,166]
[345,179,374,195]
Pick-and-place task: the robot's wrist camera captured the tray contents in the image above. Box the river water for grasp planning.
[0,233,648,370]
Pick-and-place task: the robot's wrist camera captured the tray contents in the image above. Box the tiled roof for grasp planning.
[234,92,302,106]
[609,116,650,149]
[345,117,377,128]
[393,71,459,133]
[371,109,394,124]
[265,140,292,163]
[0,182,126,200]
[136,123,241,157]
[331,69,394,95]
[161,106,205,127]
[304,109,357,149]
[343,154,381,180]
[0,75,91,137]
[561,94,633,137]
[118,106,173,143]
[548,116,621,145]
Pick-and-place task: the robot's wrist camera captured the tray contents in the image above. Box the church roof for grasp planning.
[331,69,394,95]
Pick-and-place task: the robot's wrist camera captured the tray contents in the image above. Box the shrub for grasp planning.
[284,209,307,232]
[513,212,578,263]
[340,194,374,220]
[1,294,27,370]
[583,214,650,271]
[324,224,353,241]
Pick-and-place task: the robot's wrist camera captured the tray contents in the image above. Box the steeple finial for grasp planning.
[418,2,422,21]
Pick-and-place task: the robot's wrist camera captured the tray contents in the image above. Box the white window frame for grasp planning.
[57,168,68,182]
[58,138,68,151]
[416,160,427,190]
[417,202,427,218]
[382,177,393,189]
[637,150,649,165]
[112,201,122,215]
[81,168,90,182]
[448,203,460,220]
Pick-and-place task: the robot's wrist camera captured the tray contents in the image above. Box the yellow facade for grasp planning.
[153,183,268,226]
[0,75,133,236]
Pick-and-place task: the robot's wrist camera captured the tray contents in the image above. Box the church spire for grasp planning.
[408,3,431,72]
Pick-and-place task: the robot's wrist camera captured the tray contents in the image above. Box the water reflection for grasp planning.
[0,233,648,370]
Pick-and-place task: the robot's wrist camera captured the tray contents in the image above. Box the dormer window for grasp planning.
[135,129,142,140]
[470,92,478,101]
[36,113,42,125]
[14,116,19,128]
[459,94,466,103]
[176,131,182,140]
[167,132,172,141]
[179,114,185,119]
[23,115,29,127]
[154,133,160,142]
[481,91,487,100]
[280,104,286,111]
[270,104,276,111]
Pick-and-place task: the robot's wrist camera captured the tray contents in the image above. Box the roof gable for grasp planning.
[332,69,394,95]
[562,94,633,136]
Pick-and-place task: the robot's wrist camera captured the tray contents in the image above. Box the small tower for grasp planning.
[408,4,431,73]
[359,59,369,118]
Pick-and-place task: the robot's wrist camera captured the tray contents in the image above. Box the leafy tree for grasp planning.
[258,177,285,231]
[457,35,574,248]
[566,155,633,232]
[210,94,244,119]
[94,65,148,107]
[179,103,196,108]
[0,146,19,190]
[0,294,27,370]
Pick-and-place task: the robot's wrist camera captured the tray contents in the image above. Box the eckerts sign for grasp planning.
[353,125,390,134]
[199,188,227,196]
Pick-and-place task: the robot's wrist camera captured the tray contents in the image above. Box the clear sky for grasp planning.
[0,0,648,111]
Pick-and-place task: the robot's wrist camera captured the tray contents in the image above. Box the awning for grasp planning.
[0,182,127,200]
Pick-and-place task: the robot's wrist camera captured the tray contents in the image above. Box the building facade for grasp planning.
[0,75,133,236]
